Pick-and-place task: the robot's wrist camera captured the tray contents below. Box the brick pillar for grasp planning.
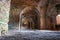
[0,0,11,35]
[38,0,48,30]
[52,16,56,30]
[40,8,46,30]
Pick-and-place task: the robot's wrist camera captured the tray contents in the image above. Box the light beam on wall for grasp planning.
[56,14,60,25]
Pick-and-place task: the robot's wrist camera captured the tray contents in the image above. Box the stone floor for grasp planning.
[0,30,60,40]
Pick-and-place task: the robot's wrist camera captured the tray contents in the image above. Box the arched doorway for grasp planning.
[55,4,60,30]
[47,4,60,30]
[19,7,40,30]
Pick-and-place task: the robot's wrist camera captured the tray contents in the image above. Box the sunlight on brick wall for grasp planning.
[56,14,60,25]
[0,0,11,35]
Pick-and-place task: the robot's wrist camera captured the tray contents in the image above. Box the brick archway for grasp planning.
[47,4,60,30]
[19,7,40,29]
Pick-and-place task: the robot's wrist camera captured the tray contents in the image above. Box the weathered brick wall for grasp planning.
[0,0,11,32]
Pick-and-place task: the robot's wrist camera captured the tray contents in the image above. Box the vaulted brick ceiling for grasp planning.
[11,0,40,7]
